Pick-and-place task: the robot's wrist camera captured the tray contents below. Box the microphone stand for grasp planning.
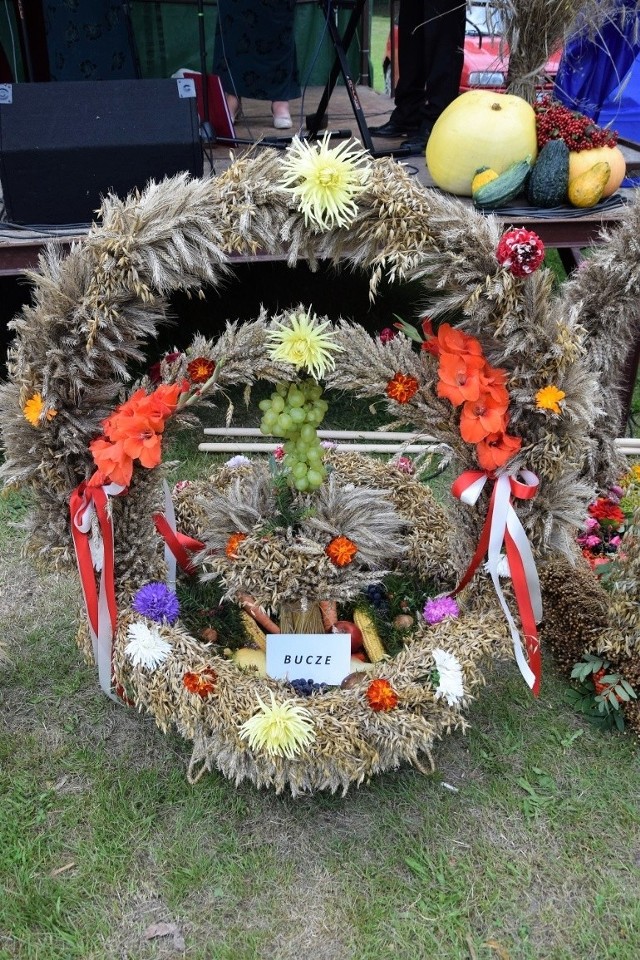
[197,0,215,141]
[14,0,34,82]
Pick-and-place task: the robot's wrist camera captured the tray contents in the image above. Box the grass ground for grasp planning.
[1,376,639,959]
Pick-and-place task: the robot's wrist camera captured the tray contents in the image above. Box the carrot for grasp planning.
[319,599,338,631]
[238,593,280,634]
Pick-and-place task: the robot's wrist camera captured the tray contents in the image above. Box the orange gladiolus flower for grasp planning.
[479,364,510,406]
[437,323,483,358]
[89,436,134,487]
[183,667,217,698]
[386,372,419,404]
[476,431,522,471]
[325,535,358,567]
[226,532,248,558]
[119,415,164,468]
[366,678,399,712]
[437,352,485,406]
[187,357,216,384]
[460,393,509,443]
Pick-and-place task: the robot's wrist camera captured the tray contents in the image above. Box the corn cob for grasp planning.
[353,608,387,662]
[240,611,267,651]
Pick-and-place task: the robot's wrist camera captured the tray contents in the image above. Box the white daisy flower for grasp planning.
[432,648,465,707]
[125,621,172,670]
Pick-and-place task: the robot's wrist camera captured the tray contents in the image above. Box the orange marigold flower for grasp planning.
[226,532,248,558]
[187,356,216,384]
[325,535,358,567]
[183,667,217,698]
[535,385,566,415]
[476,431,522,471]
[23,392,57,427]
[386,372,419,404]
[437,323,483,358]
[366,678,399,712]
[89,436,134,487]
[437,352,485,406]
[460,393,509,443]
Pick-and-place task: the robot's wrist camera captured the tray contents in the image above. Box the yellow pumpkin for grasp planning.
[426,91,538,196]
[568,145,626,197]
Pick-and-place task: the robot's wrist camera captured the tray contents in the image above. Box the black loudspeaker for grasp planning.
[0,79,203,225]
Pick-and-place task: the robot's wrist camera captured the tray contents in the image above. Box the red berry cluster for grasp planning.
[534,95,618,152]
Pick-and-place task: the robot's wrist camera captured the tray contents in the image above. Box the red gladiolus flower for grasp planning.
[497,228,545,277]
[386,372,419,404]
[378,327,397,344]
[183,667,217,698]
[326,535,358,567]
[476,431,522,471]
[437,352,485,406]
[89,437,134,487]
[187,356,216,383]
[119,414,164,468]
[460,393,509,443]
[479,364,510,405]
[366,678,399,712]
[149,350,181,384]
[437,323,483,357]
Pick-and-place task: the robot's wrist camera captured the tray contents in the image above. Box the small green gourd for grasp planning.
[472,157,532,209]
[527,139,570,207]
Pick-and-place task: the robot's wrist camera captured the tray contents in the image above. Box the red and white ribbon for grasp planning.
[451,469,542,695]
[70,480,126,700]
[153,479,205,586]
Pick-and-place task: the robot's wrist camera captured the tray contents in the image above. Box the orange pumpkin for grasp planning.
[568,145,626,197]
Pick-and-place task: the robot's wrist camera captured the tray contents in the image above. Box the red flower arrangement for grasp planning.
[425,323,521,471]
[183,667,217,698]
[187,356,216,384]
[496,228,545,278]
[225,532,248,558]
[325,535,358,567]
[588,498,626,527]
[386,372,419,404]
[88,382,188,487]
[366,678,399,712]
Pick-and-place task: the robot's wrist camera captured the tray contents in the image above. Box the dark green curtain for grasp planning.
[129,1,371,87]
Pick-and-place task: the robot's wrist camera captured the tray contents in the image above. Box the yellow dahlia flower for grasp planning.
[281,133,372,231]
[267,308,341,379]
[239,691,315,759]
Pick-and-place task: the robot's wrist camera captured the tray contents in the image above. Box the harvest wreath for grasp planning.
[1,136,639,793]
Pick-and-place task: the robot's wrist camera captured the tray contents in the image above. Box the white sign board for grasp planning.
[266,633,352,686]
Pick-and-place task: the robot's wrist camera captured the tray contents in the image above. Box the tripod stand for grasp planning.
[306,0,411,158]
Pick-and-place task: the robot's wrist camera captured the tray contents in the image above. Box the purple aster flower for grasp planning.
[582,535,602,549]
[609,535,622,547]
[584,517,600,532]
[423,595,460,625]
[133,582,180,624]
[609,485,624,502]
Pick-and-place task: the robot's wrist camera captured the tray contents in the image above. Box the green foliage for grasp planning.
[569,655,637,731]
[175,574,246,650]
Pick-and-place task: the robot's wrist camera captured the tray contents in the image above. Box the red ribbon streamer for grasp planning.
[451,469,542,696]
[153,512,205,575]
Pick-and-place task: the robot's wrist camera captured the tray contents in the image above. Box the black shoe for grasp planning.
[370,118,419,138]
[401,133,429,156]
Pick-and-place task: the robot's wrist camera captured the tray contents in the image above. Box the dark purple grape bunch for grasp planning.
[290,678,329,697]
[365,583,390,617]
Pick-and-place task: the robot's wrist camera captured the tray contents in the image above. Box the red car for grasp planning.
[383,2,561,96]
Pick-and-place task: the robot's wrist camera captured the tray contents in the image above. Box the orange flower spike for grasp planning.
[226,532,248,558]
[326,535,358,567]
[476,431,522,471]
[437,352,485,406]
[147,381,189,417]
[479,363,510,406]
[89,436,134,487]
[366,678,399,712]
[437,323,483,357]
[460,393,509,443]
[386,372,419,404]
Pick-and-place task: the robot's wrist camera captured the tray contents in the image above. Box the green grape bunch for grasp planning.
[258,380,329,491]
